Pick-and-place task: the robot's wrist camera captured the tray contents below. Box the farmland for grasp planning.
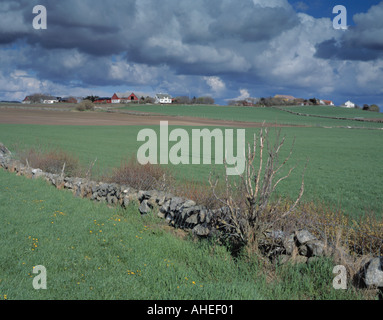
[0,104,382,217]
[0,104,382,300]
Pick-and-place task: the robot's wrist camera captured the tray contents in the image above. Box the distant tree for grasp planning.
[363,104,380,112]
[195,96,214,105]
[369,104,380,112]
[174,96,191,104]
[84,95,99,103]
[309,98,319,105]
[143,96,155,104]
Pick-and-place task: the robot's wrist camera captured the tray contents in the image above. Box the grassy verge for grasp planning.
[0,169,367,300]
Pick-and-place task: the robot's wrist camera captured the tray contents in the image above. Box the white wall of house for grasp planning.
[344,101,355,108]
[155,94,172,104]
[43,100,58,104]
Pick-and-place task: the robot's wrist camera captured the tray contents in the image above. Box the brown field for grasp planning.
[0,106,300,128]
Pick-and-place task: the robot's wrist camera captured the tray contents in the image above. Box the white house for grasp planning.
[343,101,355,108]
[43,99,59,104]
[155,93,172,104]
[320,100,335,106]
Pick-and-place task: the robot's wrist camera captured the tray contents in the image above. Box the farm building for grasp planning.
[111,92,139,104]
[59,97,78,103]
[43,99,59,104]
[22,96,32,104]
[155,93,172,104]
[343,101,355,108]
[320,100,335,106]
[94,97,112,104]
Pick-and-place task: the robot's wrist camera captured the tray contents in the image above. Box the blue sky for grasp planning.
[0,0,383,110]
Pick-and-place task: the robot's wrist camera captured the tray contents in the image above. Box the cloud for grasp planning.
[204,76,226,94]
[315,2,383,61]
[0,0,382,107]
[234,89,251,100]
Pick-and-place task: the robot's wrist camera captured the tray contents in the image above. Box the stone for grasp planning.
[199,209,206,223]
[98,184,109,197]
[283,233,296,255]
[31,168,44,179]
[298,245,308,257]
[364,257,383,288]
[107,194,118,205]
[0,143,11,158]
[182,200,197,208]
[157,211,166,219]
[169,197,185,212]
[185,214,199,225]
[306,240,325,257]
[139,200,152,215]
[160,200,170,213]
[295,229,316,245]
[192,224,210,237]
[122,196,130,208]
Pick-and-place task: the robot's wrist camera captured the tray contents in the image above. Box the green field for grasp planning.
[0,169,364,300]
[0,105,382,300]
[0,121,381,217]
[282,105,383,119]
[118,104,383,129]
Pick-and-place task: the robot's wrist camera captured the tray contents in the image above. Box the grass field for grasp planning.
[118,104,383,129]
[0,121,381,217]
[281,105,383,119]
[0,104,382,300]
[0,169,365,300]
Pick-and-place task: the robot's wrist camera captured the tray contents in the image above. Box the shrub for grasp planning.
[76,99,94,111]
[209,128,307,252]
[104,157,173,191]
[19,147,81,177]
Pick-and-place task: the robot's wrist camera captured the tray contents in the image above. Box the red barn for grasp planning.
[94,97,112,104]
[111,92,139,104]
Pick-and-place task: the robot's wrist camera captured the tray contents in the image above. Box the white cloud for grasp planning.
[203,76,226,94]
[235,89,251,100]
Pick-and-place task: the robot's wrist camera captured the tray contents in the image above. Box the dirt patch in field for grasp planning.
[0,107,303,128]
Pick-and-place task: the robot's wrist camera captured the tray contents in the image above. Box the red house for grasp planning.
[111,92,139,104]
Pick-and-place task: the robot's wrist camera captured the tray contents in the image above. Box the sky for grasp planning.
[1,0,383,109]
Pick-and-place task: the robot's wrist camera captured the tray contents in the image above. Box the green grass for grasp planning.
[0,123,382,218]
[282,105,383,119]
[117,104,383,129]
[0,169,366,300]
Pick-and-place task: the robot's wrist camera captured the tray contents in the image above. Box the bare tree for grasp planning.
[209,127,308,249]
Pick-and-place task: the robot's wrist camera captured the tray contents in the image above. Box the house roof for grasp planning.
[156,93,172,99]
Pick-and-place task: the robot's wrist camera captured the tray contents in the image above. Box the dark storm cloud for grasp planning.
[0,0,300,72]
[315,2,383,61]
[208,2,298,42]
[315,38,382,61]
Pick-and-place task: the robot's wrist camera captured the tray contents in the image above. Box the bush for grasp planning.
[209,128,307,251]
[76,99,94,111]
[369,104,380,112]
[19,147,81,177]
[104,157,173,191]
[363,104,380,112]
